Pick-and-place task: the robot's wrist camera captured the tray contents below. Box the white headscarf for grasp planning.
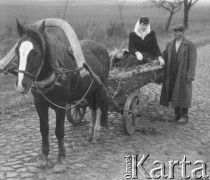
[134,19,151,40]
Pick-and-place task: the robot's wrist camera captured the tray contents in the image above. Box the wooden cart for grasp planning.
[66,62,164,135]
[3,59,164,135]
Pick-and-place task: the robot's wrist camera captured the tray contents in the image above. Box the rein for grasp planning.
[61,66,84,73]
[31,65,90,110]
[33,79,94,110]
[16,70,35,79]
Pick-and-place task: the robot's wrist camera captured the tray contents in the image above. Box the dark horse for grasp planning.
[15,20,110,172]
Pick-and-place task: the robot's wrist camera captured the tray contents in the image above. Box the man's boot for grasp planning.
[169,107,180,122]
[177,108,188,124]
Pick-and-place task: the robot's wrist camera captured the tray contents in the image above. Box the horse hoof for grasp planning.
[91,139,97,144]
[53,163,66,173]
[88,134,93,142]
[91,137,99,144]
[88,128,94,141]
[35,159,48,168]
[91,130,100,143]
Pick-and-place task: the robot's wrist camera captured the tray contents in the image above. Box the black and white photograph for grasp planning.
[0,0,210,179]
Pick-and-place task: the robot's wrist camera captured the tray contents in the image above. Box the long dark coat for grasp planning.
[129,31,162,58]
[160,37,197,108]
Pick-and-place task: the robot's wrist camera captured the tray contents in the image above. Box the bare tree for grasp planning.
[63,0,76,20]
[182,0,199,28]
[114,0,126,27]
[57,11,60,18]
[150,0,182,31]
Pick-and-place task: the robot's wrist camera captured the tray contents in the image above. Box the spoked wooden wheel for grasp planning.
[122,93,141,135]
[66,102,87,125]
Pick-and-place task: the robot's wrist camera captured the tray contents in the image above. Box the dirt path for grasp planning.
[0,43,210,179]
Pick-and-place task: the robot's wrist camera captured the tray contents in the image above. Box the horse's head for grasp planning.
[15,20,46,94]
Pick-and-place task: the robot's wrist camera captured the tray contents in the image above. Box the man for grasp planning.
[160,24,197,124]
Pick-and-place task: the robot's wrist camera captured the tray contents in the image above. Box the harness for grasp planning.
[30,66,93,110]
[33,79,94,110]
[17,46,92,110]
[16,70,35,80]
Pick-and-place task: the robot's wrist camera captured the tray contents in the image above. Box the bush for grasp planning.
[106,21,127,39]
[73,21,129,49]
[74,22,105,43]
[0,25,17,41]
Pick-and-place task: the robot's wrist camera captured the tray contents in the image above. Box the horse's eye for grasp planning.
[34,50,38,54]
[28,57,33,61]
[32,50,38,55]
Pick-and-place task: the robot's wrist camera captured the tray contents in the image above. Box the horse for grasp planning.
[15,20,110,172]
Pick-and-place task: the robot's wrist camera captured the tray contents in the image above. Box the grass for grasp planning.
[0,2,210,48]
[0,2,210,116]
[0,73,34,115]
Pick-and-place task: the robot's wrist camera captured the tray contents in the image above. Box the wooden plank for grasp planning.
[83,62,122,113]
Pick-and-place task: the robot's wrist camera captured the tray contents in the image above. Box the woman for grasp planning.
[126,17,164,67]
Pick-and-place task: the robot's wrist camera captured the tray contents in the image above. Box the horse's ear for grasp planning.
[39,21,45,34]
[16,19,25,36]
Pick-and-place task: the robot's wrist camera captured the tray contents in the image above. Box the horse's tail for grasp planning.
[100,88,109,128]
[100,51,110,128]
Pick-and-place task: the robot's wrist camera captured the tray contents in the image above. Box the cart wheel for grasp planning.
[122,93,141,135]
[66,104,87,125]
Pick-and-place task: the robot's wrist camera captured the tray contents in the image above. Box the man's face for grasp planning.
[140,23,149,32]
[173,30,185,40]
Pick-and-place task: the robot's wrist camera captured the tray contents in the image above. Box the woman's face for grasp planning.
[139,23,149,32]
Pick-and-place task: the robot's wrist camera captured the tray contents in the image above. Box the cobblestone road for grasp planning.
[0,44,210,180]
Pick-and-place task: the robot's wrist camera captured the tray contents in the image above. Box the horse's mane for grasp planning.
[26,27,45,52]
[28,26,73,79]
[44,33,66,67]
[23,26,76,81]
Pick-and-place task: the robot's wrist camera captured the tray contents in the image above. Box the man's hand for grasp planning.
[186,78,193,83]
[135,51,143,61]
[158,56,165,66]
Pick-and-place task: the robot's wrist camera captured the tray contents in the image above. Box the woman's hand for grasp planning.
[135,51,143,61]
[158,56,165,66]
[186,78,193,83]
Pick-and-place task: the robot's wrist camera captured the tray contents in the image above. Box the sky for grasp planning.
[0,0,209,5]
[0,0,209,2]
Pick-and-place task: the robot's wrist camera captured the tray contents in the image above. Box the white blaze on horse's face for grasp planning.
[16,41,34,93]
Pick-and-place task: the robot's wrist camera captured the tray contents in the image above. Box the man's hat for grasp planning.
[139,17,150,24]
[171,24,185,31]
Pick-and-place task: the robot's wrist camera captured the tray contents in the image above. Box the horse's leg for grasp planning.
[91,108,102,143]
[53,107,66,173]
[89,108,96,141]
[33,96,49,168]
[91,88,108,143]
[86,95,97,141]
